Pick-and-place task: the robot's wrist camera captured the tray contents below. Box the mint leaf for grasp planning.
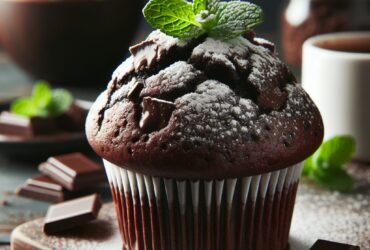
[192,0,220,15]
[143,0,205,39]
[303,155,314,176]
[316,135,355,167]
[32,81,52,109]
[208,1,264,40]
[48,89,73,116]
[310,167,354,192]
[206,0,220,13]
[143,0,264,40]
[10,98,38,117]
[11,82,73,118]
[303,135,356,192]
[193,0,206,14]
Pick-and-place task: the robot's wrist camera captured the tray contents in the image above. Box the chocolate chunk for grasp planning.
[127,81,144,101]
[43,194,102,235]
[129,39,155,55]
[16,175,68,203]
[39,153,105,191]
[0,111,59,138]
[139,97,175,132]
[190,41,242,85]
[253,37,276,53]
[56,103,87,132]
[310,239,361,250]
[126,31,189,73]
[243,30,256,42]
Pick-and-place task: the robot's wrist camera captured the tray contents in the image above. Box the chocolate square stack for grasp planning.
[0,112,59,138]
[16,152,105,203]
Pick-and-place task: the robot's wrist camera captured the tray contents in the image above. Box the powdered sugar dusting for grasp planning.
[173,80,259,145]
[191,37,250,71]
[141,61,206,99]
[290,180,370,249]
[248,41,286,90]
[87,30,323,176]
[113,30,189,83]
[112,57,135,83]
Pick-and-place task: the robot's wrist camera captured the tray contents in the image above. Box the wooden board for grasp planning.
[11,203,121,250]
[10,170,370,250]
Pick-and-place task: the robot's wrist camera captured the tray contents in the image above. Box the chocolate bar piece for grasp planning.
[310,239,361,250]
[43,193,102,234]
[56,103,87,132]
[0,111,58,137]
[16,175,68,203]
[39,153,105,191]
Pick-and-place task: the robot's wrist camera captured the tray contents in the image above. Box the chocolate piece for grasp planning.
[0,102,86,138]
[43,193,102,234]
[244,32,275,53]
[16,175,68,203]
[39,153,105,191]
[310,239,361,250]
[243,30,256,42]
[139,97,175,132]
[127,82,144,101]
[0,111,58,137]
[253,37,276,53]
[56,103,87,132]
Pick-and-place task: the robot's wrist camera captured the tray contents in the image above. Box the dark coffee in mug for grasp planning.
[316,36,370,53]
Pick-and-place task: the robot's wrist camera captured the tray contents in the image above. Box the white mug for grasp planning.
[302,32,370,162]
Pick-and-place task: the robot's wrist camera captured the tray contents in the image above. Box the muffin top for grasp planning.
[86,30,323,179]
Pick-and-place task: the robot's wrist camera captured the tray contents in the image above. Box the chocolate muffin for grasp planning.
[86,30,323,250]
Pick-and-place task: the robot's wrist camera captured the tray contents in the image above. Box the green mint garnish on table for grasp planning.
[143,0,264,40]
[303,136,356,192]
[11,81,73,118]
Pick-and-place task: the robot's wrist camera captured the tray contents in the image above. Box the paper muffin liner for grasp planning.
[103,160,303,250]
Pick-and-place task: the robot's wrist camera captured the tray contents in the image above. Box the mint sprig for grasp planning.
[143,0,264,40]
[303,136,356,192]
[143,0,205,39]
[208,1,264,40]
[11,81,73,118]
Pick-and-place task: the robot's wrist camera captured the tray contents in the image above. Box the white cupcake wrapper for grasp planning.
[104,160,303,250]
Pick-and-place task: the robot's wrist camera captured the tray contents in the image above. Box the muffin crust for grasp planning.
[86,30,323,179]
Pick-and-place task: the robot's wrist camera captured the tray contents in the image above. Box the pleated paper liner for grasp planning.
[104,160,303,250]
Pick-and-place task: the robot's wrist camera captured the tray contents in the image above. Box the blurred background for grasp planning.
[0,0,288,102]
[1,0,368,101]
